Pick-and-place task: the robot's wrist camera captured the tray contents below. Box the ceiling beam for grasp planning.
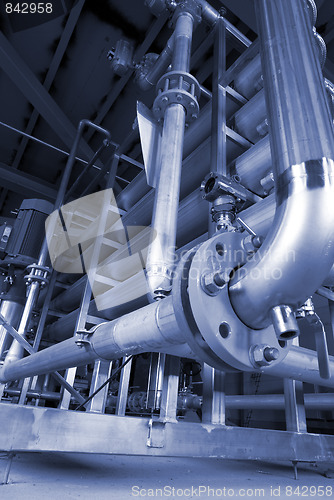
[10,0,86,172]
[0,30,102,165]
[0,162,57,201]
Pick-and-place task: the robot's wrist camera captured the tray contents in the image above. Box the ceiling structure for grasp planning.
[0,0,333,218]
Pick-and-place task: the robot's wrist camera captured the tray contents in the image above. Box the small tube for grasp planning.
[271,305,299,340]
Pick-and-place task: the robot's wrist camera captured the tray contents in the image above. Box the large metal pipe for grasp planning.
[46,191,276,329]
[229,0,334,332]
[146,9,194,297]
[0,297,192,383]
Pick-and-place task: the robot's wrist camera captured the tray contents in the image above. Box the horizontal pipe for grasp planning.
[225,393,334,410]
[267,346,334,388]
[4,388,61,401]
[0,297,193,383]
[230,0,334,331]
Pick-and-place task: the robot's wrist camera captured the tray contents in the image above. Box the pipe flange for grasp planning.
[172,0,202,26]
[154,71,200,123]
[24,263,50,287]
[186,233,292,372]
[172,247,235,371]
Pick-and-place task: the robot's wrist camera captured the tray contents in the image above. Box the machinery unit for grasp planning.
[1,0,334,474]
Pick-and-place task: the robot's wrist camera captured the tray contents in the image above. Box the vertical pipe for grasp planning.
[210,17,226,178]
[229,0,334,331]
[256,0,334,175]
[146,11,194,297]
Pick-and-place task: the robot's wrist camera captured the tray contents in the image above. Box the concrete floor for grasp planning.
[0,452,333,499]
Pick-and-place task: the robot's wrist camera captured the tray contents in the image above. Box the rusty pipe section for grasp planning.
[229,0,334,334]
[0,297,192,383]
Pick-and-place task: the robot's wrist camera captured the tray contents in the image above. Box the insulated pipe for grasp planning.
[146,10,195,297]
[229,0,334,333]
[0,297,192,383]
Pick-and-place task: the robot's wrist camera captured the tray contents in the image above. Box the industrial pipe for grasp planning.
[137,34,175,92]
[146,7,196,297]
[229,0,334,334]
[0,297,193,383]
[225,393,334,411]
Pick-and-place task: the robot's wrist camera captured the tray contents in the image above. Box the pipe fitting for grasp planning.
[172,0,202,26]
[271,305,299,341]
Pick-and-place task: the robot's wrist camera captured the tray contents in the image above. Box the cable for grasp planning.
[75,355,134,411]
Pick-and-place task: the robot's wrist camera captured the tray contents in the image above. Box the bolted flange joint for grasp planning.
[24,263,50,288]
[153,71,200,124]
[172,0,202,27]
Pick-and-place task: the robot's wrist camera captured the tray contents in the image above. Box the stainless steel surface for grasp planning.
[229,0,334,331]
[146,9,194,297]
[255,0,334,175]
[0,296,188,383]
[1,403,334,461]
[1,0,334,466]
[0,301,23,357]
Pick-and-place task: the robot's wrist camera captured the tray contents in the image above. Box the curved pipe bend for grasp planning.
[229,158,334,330]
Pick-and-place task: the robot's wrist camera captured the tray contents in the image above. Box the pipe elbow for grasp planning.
[229,158,334,330]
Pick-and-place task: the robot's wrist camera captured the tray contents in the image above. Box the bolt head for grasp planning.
[201,272,224,296]
[251,344,280,367]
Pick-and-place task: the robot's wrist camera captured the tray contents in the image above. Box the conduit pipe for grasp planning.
[229,0,334,336]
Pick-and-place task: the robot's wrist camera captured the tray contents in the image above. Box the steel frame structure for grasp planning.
[0,0,334,474]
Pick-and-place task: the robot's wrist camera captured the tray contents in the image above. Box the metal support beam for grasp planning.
[1,404,334,462]
[159,355,180,423]
[0,161,57,201]
[116,356,133,416]
[0,31,103,165]
[86,360,112,413]
[202,364,226,425]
